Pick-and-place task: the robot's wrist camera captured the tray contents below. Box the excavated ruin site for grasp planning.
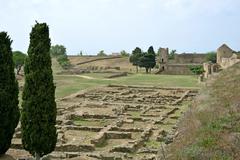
[11,85,198,160]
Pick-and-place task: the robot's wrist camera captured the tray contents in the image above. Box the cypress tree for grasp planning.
[0,32,20,154]
[139,46,156,73]
[21,23,57,159]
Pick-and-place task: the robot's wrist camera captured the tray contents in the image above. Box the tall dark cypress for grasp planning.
[0,32,20,154]
[21,23,57,159]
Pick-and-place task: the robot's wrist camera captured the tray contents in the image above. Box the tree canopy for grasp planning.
[0,32,20,154]
[50,44,70,69]
[139,46,156,73]
[21,23,57,159]
[13,51,27,75]
[50,45,66,57]
[129,47,142,72]
[120,50,129,57]
[97,50,107,56]
[206,51,217,63]
[169,49,176,60]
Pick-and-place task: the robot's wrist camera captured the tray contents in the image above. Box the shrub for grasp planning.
[189,65,204,75]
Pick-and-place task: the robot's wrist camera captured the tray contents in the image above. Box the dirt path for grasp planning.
[76,75,96,79]
[56,74,115,81]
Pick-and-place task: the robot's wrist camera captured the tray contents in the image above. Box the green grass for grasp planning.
[54,73,199,98]
[50,57,200,98]
[145,140,162,148]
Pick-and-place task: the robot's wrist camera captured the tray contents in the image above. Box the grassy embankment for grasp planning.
[168,63,240,160]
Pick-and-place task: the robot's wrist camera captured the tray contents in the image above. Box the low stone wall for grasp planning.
[55,144,95,152]
[161,64,200,75]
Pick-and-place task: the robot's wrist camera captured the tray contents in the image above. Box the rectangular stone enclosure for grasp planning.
[11,85,198,160]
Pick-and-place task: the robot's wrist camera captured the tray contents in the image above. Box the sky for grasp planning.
[0,0,240,55]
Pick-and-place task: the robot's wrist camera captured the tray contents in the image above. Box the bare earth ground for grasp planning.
[9,85,198,160]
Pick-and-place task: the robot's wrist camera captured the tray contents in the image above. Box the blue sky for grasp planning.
[0,0,240,55]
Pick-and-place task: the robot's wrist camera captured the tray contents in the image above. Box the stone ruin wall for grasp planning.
[216,44,240,69]
[158,49,206,75]
[171,54,207,64]
[159,48,169,63]
[219,54,240,69]
[161,64,195,75]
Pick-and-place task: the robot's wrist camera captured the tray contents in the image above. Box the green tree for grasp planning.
[120,50,129,57]
[21,23,57,160]
[129,47,142,73]
[13,51,27,75]
[206,51,217,63]
[79,50,83,56]
[97,50,107,56]
[50,45,66,57]
[157,48,161,56]
[50,44,70,69]
[139,46,156,73]
[57,54,71,69]
[0,32,20,154]
[169,49,176,60]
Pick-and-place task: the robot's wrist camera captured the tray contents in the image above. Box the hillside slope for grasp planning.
[168,63,240,160]
[68,56,135,72]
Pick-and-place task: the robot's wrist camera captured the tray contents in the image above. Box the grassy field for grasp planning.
[19,58,200,99]
[54,73,199,99]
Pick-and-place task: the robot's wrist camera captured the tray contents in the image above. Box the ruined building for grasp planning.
[217,44,240,69]
[158,48,206,75]
[203,44,240,78]
[158,44,240,76]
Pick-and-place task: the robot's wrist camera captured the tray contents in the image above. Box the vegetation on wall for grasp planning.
[0,32,20,155]
[21,23,57,160]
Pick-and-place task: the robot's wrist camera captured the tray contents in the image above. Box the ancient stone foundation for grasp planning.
[11,85,198,160]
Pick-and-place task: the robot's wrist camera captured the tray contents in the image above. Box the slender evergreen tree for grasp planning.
[21,23,57,160]
[0,32,20,154]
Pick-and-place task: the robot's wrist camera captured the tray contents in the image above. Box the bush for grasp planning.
[189,65,204,75]
[57,54,71,69]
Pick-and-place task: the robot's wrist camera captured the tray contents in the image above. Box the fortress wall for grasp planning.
[173,54,206,64]
[161,64,201,75]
